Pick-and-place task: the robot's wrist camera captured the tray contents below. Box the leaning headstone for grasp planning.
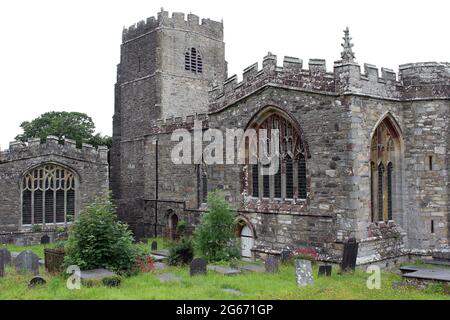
[265,255,279,273]
[28,276,47,288]
[15,250,40,275]
[318,265,332,277]
[0,248,12,265]
[190,258,207,276]
[151,241,158,251]
[40,234,50,245]
[340,238,359,272]
[295,259,314,286]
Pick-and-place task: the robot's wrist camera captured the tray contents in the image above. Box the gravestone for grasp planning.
[0,248,12,265]
[40,234,50,245]
[340,238,359,272]
[28,276,47,288]
[151,241,158,251]
[159,273,182,283]
[280,250,291,263]
[15,250,40,275]
[318,265,332,277]
[295,259,314,286]
[190,258,207,276]
[265,255,279,273]
[0,253,4,277]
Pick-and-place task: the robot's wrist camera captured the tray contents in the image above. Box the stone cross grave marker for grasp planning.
[40,234,50,245]
[190,258,207,276]
[15,250,40,275]
[265,255,279,273]
[296,259,314,286]
[340,238,358,272]
[318,265,332,277]
[0,248,12,266]
[151,241,158,251]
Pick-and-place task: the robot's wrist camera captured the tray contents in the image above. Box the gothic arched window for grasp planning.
[248,110,308,201]
[184,48,203,73]
[370,115,401,222]
[22,164,77,227]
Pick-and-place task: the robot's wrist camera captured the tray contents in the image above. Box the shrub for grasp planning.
[135,255,155,272]
[64,196,139,273]
[102,275,122,288]
[168,236,194,266]
[176,220,188,235]
[292,247,319,265]
[193,191,240,262]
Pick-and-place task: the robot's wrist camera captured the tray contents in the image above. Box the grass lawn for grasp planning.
[1,242,449,300]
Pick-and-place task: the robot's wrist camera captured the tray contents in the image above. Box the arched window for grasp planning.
[370,115,401,222]
[184,48,203,73]
[247,110,308,201]
[22,164,76,227]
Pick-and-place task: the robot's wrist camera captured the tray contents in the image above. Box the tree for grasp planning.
[15,111,111,148]
[193,191,240,262]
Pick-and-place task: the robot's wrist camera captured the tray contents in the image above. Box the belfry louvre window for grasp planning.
[184,48,203,73]
[22,164,76,226]
[248,111,308,201]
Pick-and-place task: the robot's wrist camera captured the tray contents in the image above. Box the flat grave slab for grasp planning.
[399,266,425,274]
[150,254,167,262]
[424,260,450,267]
[151,249,169,257]
[207,265,241,276]
[80,269,116,280]
[402,268,450,282]
[159,273,181,283]
[239,264,265,273]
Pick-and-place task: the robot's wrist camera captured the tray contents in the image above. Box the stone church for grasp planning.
[1,10,449,265]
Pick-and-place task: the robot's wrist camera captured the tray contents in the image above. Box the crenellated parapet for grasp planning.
[147,113,209,135]
[0,136,108,164]
[122,10,223,43]
[210,53,450,112]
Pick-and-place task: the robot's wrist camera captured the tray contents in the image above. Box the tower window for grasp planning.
[185,48,203,73]
[428,155,433,171]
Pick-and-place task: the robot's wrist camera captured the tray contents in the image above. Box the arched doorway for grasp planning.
[240,225,254,260]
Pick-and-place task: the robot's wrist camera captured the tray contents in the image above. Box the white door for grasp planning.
[240,225,254,260]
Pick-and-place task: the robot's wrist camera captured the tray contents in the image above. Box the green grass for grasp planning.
[1,243,449,300]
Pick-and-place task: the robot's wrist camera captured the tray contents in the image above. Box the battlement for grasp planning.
[148,113,209,135]
[0,136,108,164]
[122,10,223,42]
[210,53,450,112]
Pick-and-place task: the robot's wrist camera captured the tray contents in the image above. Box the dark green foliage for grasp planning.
[168,237,194,266]
[102,275,122,288]
[64,197,138,273]
[15,111,111,148]
[194,191,240,262]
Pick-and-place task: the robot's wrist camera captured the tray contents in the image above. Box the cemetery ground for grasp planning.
[1,239,449,300]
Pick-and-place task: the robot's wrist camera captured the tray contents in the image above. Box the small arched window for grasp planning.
[184,48,203,73]
[22,164,76,227]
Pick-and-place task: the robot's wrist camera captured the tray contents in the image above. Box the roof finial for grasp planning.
[341,27,355,63]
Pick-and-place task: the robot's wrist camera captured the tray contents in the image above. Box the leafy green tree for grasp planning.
[64,196,138,273]
[15,111,111,148]
[194,191,240,262]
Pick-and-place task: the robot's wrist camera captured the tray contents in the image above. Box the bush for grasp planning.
[102,275,122,288]
[176,220,187,235]
[292,247,319,265]
[64,196,139,273]
[193,191,240,262]
[168,236,194,266]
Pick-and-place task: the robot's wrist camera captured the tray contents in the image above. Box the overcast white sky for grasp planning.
[0,0,448,149]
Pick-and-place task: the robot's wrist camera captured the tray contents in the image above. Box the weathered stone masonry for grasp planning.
[110,10,449,265]
[0,136,109,244]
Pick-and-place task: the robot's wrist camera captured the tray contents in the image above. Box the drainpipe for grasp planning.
[154,137,159,237]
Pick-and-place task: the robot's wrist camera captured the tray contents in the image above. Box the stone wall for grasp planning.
[0,136,109,233]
